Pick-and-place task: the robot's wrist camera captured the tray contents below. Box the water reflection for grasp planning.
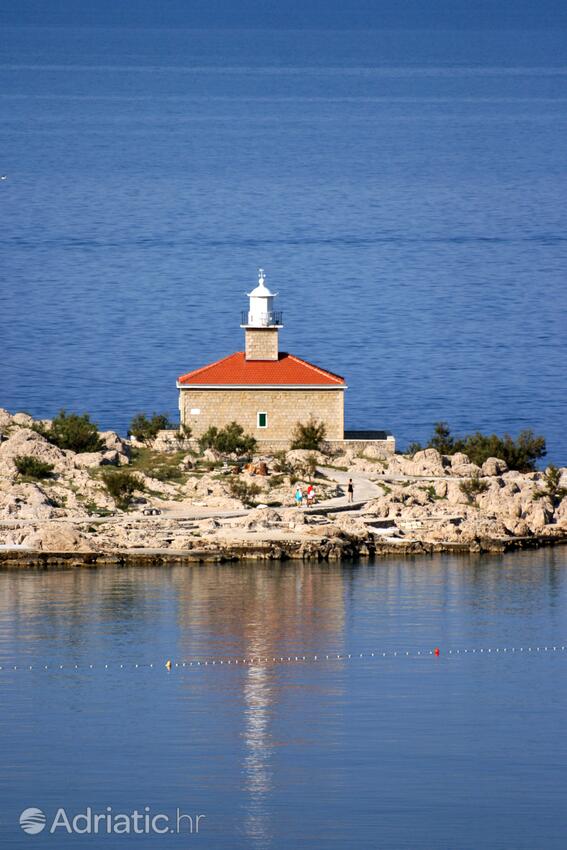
[0,551,566,850]
[243,664,274,846]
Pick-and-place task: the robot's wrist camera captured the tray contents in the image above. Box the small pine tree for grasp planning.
[129,413,173,443]
[35,410,104,454]
[228,478,261,506]
[101,469,143,510]
[198,422,256,457]
[533,465,567,507]
[290,417,327,451]
[430,422,454,454]
[14,455,54,480]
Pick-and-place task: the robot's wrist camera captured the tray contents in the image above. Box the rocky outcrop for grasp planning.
[23,522,95,552]
[0,409,565,562]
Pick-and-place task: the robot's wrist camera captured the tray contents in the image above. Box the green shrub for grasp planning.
[534,465,567,507]
[272,450,293,474]
[198,422,257,457]
[418,422,546,472]
[101,469,143,509]
[150,465,185,483]
[268,474,285,489]
[290,417,327,451]
[35,410,104,453]
[228,478,262,506]
[129,413,173,443]
[297,453,320,479]
[459,472,489,504]
[14,455,54,480]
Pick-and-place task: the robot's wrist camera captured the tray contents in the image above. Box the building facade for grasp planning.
[177,271,347,445]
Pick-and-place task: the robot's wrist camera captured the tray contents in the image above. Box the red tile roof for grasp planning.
[178,352,346,387]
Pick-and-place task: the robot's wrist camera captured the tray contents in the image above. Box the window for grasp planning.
[257,412,268,429]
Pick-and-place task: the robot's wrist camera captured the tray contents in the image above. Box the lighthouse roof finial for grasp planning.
[247,267,277,298]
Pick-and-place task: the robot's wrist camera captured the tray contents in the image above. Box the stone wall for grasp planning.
[179,387,345,441]
[154,431,395,455]
[245,328,279,361]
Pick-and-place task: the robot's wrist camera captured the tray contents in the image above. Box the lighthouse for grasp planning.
[241,269,283,361]
[177,268,350,445]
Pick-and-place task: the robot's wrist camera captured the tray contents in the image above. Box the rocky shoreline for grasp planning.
[1,408,566,567]
[0,532,565,570]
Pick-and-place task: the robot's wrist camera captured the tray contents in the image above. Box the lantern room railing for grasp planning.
[241,310,283,327]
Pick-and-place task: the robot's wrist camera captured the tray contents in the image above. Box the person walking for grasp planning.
[294,485,303,507]
[306,484,315,506]
[347,478,354,503]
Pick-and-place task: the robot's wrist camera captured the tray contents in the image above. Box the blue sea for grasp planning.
[1,27,566,458]
[1,552,567,850]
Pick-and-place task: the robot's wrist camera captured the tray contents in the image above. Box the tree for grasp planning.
[533,465,567,507]
[228,478,261,506]
[198,422,256,457]
[290,417,327,451]
[129,413,173,443]
[415,422,547,472]
[35,410,104,453]
[430,422,454,454]
[101,469,143,510]
[14,455,54,480]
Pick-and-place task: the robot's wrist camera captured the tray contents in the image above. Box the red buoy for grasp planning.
[434,647,440,656]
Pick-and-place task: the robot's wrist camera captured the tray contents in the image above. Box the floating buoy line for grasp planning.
[1,644,566,674]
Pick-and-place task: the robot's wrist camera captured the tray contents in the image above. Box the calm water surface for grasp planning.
[1,28,566,459]
[1,551,567,848]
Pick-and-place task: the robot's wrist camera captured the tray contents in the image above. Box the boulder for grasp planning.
[23,522,94,552]
[237,507,283,530]
[450,452,470,467]
[74,450,121,469]
[12,412,35,427]
[197,518,221,532]
[399,448,446,477]
[363,445,389,461]
[99,431,130,463]
[481,457,508,477]
[451,462,482,478]
[286,449,325,467]
[0,428,69,475]
[0,408,13,430]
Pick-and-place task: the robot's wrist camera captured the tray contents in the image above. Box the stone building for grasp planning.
[176,270,395,453]
[177,270,347,447]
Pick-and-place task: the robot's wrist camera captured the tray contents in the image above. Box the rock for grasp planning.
[197,518,221,532]
[0,428,68,475]
[0,408,13,430]
[237,507,283,531]
[100,431,130,463]
[23,522,94,552]
[399,448,446,477]
[74,450,120,468]
[451,462,482,478]
[12,412,35,427]
[363,445,389,461]
[481,457,508,476]
[450,452,470,467]
[286,449,325,467]
[523,502,552,532]
[203,448,222,462]
[288,511,307,527]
